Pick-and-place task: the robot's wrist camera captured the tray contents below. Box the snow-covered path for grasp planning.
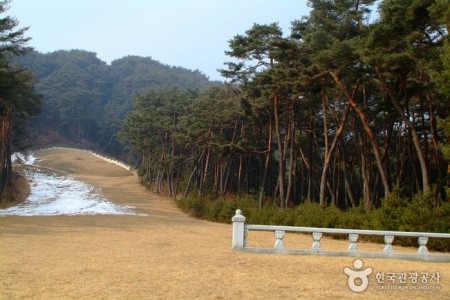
[0,153,143,216]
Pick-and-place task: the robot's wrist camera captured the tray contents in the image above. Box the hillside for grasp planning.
[11,50,218,154]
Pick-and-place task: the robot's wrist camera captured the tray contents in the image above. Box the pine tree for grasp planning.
[0,0,40,196]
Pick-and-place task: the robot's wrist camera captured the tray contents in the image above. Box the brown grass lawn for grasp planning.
[0,148,448,299]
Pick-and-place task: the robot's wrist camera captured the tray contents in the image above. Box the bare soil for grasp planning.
[0,148,448,299]
[0,170,30,209]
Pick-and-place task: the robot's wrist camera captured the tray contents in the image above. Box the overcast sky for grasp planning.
[8,0,310,81]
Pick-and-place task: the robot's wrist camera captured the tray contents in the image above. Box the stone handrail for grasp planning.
[231,209,450,262]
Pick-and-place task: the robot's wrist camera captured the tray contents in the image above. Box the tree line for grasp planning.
[121,0,450,211]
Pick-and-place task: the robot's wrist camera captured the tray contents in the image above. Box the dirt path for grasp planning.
[0,148,448,299]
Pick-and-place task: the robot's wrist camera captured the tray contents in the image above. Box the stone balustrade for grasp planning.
[232,209,450,262]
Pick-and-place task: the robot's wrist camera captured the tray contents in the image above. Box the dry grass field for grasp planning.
[0,148,448,299]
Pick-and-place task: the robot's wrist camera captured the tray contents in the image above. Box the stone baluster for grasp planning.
[312,232,322,250]
[383,235,395,254]
[274,230,285,248]
[418,236,429,256]
[348,233,359,253]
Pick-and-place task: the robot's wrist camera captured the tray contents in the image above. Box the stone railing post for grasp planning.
[348,233,359,253]
[274,230,285,248]
[312,232,322,250]
[383,235,395,254]
[232,209,246,250]
[418,236,429,256]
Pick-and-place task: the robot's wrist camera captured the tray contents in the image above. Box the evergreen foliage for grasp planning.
[11,50,215,154]
[0,0,40,197]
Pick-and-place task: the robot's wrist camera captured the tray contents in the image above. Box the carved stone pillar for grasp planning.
[274,230,285,248]
[418,236,429,256]
[232,209,246,249]
[383,235,395,254]
[348,233,359,253]
[312,232,322,250]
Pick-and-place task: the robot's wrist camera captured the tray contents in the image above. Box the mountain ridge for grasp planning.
[11,49,220,154]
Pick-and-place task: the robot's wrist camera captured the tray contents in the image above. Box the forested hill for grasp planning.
[11,49,216,154]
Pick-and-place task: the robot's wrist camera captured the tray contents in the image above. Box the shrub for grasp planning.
[399,193,450,251]
[339,206,369,229]
[370,188,408,231]
[206,199,225,221]
[178,197,206,218]
[294,203,325,227]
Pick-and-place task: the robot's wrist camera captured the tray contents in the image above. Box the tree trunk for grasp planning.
[330,71,391,198]
[199,148,210,197]
[340,144,356,208]
[375,69,429,193]
[184,165,198,198]
[361,145,371,211]
[285,124,295,208]
[273,93,285,209]
[259,117,272,208]
[174,165,181,200]
[428,99,441,196]
[298,146,311,203]
[319,105,351,208]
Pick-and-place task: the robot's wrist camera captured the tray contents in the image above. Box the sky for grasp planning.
[8,0,311,81]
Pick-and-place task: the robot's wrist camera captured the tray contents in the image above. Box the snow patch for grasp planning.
[11,152,36,165]
[0,170,145,216]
